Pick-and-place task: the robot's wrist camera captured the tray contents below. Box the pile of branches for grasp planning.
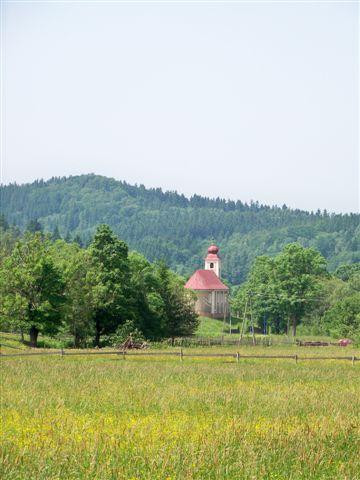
[296,340,330,347]
[120,336,149,350]
[296,339,352,347]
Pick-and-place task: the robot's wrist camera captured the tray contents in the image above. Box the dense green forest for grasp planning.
[1,174,359,284]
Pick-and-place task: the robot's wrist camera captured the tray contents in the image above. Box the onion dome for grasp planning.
[207,245,219,255]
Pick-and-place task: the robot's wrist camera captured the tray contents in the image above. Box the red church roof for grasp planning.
[185,270,229,291]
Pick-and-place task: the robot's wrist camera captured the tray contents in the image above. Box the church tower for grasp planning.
[204,245,221,278]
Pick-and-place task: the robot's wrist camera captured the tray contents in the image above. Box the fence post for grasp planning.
[180,348,183,362]
[352,356,355,366]
[295,354,298,364]
[122,349,126,360]
[236,352,240,363]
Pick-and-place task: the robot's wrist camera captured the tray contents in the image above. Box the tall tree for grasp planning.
[0,233,65,347]
[50,240,94,347]
[157,262,199,343]
[275,244,328,335]
[322,272,360,340]
[88,224,132,346]
[128,251,164,339]
[232,256,287,334]
[233,243,328,336]
[324,293,360,340]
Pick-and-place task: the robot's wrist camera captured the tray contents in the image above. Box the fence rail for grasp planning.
[0,348,358,364]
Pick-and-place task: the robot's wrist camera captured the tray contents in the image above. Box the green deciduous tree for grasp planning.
[50,240,94,347]
[157,262,199,343]
[334,263,360,281]
[233,243,328,336]
[324,294,360,340]
[88,225,132,346]
[320,273,360,341]
[128,251,164,339]
[274,244,328,336]
[0,233,65,347]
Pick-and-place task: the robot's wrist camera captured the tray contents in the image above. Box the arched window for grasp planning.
[210,262,214,268]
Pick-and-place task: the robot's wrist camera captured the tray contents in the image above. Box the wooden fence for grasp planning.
[0,348,358,364]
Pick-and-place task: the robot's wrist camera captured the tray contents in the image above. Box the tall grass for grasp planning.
[1,349,359,479]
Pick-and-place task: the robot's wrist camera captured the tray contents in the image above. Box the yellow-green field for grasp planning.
[1,345,360,480]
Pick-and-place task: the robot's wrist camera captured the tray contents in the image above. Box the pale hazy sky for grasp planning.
[1,0,359,212]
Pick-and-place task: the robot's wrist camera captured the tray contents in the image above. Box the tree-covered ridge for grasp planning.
[1,174,359,284]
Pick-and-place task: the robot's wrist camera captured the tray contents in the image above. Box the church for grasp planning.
[185,245,229,319]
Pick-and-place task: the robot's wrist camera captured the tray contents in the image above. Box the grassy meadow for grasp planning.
[195,316,229,337]
[1,339,360,480]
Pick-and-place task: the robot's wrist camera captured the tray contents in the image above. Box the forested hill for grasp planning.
[1,174,359,284]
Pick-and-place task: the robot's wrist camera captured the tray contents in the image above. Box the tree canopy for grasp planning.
[232,244,330,336]
[0,233,65,346]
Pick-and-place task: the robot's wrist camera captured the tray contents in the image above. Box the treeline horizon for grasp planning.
[3,173,358,215]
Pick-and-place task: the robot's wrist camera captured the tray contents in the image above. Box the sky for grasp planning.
[1,0,359,213]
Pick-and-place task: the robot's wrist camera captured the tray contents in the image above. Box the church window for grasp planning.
[210,262,214,268]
